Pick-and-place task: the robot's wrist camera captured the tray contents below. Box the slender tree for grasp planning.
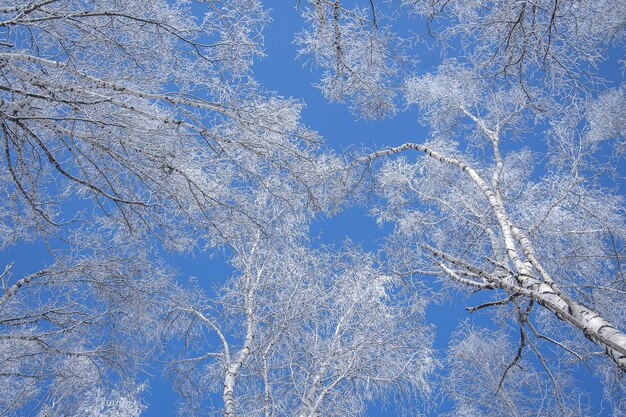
[297,0,626,414]
[0,1,343,414]
[1,0,625,415]
[165,190,435,416]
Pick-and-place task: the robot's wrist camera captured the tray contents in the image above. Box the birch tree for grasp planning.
[2,0,625,415]
[0,0,339,251]
[0,0,344,414]
[0,229,171,416]
[297,0,626,414]
[165,190,435,417]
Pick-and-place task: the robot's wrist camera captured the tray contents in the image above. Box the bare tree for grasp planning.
[297,0,626,415]
[165,191,435,416]
[0,0,337,251]
[402,0,626,93]
[442,324,589,417]
[357,71,626,413]
[0,1,345,414]
[296,0,402,118]
[2,0,624,415]
[0,228,172,416]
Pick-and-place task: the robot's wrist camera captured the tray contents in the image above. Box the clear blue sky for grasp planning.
[2,2,615,415]
[143,3,448,415]
[143,2,615,415]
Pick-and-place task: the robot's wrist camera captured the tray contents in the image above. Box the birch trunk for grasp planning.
[360,143,626,372]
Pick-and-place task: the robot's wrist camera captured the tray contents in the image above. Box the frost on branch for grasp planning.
[0,0,341,252]
[444,324,587,417]
[0,231,172,415]
[165,212,436,416]
[297,0,401,118]
[401,0,626,92]
[585,87,626,147]
[37,383,147,417]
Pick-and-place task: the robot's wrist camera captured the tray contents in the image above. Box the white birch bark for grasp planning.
[359,142,626,372]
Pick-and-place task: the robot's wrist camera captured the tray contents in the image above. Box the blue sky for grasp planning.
[151,2,616,416]
[1,1,619,415]
[141,3,494,415]
[142,3,443,415]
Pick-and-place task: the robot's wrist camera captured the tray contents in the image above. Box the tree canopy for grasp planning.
[1,1,624,416]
